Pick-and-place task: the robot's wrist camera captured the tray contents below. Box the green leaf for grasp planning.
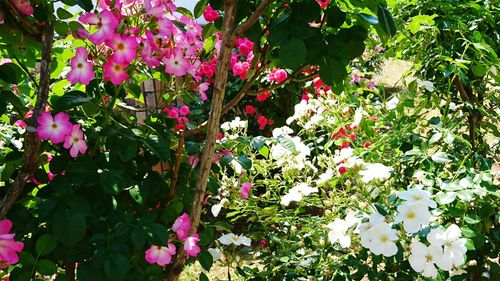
[461,226,476,238]
[104,254,129,280]
[176,7,194,18]
[377,4,397,37]
[279,38,307,70]
[117,137,137,161]
[149,223,169,244]
[326,6,346,27]
[194,0,208,18]
[53,91,93,111]
[52,209,87,246]
[0,91,26,115]
[213,221,232,232]
[359,13,378,25]
[35,234,57,255]
[0,63,25,84]
[57,8,73,20]
[237,156,252,170]
[319,58,346,85]
[100,171,128,195]
[198,250,213,271]
[142,134,171,162]
[277,136,296,153]
[75,0,93,12]
[131,228,145,249]
[199,272,209,281]
[36,259,57,275]
[129,185,143,204]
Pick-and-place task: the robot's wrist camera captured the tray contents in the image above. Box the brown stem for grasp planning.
[1,1,41,41]
[164,0,238,279]
[234,0,272,37]
[453,76,482,153]
[166,133,185,203]
[0,24,54,219]
[64,261,76,281]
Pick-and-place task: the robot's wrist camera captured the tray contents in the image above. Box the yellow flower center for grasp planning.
[117,43,125,51]
[406,211,416,220]
[426,254,433,262]
[51,124,58,129]
[380,235,388,243]
[77,63,83,69]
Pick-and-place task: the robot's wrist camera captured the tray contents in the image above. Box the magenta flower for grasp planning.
[103,56,128,85]
[188,156,200,169]
[79,10,119,44]
[240,182,252,199]
[63,124,87,158]
[68,47,95,85]
[184,234,200,258]
[179,105,190,116]
[0,219,24,267]
[163,52,190,77]
[236,38,254,57]
[172,213,191,241]
[107,34,138,63]
[144,242,176,266]
[37,112,73,144]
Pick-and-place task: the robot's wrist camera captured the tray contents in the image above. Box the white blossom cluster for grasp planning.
[326,187,468,278]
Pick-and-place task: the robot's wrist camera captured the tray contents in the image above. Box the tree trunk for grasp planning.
[163,1,238,279]
[0,24,54,219]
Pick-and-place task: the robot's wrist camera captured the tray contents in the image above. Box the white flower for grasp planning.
[394,203,431,233]
[364,221,398,257]
[427,224,467,269]
[211,204,222,217]
[386,96,399,110]
[351,106,364,128]
[359,163,393,183]
[327,219,352,248]
[316,169,334,185]
[398,188,437,208]
[218,233,252,246]
[409,241,444,278]
[280,183,318,206]
[272,126,293,138]
[333,148,354,164]
[271,136,310,171]
[298,257,314,267]
[207,248,222,261]
[359,212,385,247]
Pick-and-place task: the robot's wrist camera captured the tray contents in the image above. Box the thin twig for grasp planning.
[234,0,272,37]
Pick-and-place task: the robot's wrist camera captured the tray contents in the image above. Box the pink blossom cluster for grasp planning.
[268,69,288,84]
[68,1,205,86]
[145,213,200,266]
[162,105,190,131]
[0,219,24,268]
[230,38,255,80]
[36,112,87,158]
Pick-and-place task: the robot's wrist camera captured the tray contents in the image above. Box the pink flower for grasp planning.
[0,219,24,267]
[245,105,256,115]
[188,156,200,169]
[37,112,73,144]
[163,52,190,77]
[203,4,220,22]
[232,61,250,80]
[14,120,27,128]
[144,243,176,266]
[179,105,190,116]
[103,56,128,85]
[172,213,191,241]
[364,141,372,148]
[268,69,288,84]
[197,82,209,101]
[63,124,87,158]
[338,166,347,175]
[79,10,119,44]
[68,47,95,85]
[107,34,138,63]
[184,234,200,258]
[10,0,34,16]
[236,38,254,57]
[143,0,166,18]
[239,182,252,199]
[315,0,329,9]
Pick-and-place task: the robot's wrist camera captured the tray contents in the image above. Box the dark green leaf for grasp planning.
[36,259,57,275]
[57,8,73,20]
[359,13,378,25]
[237,156,252,170]
[194,0,208,19]
[377,4,397,37]
[280,38,307,70]
[53,91,93,111]
[117,137,137,161]
[142,134,171,162]
[319,58,346,85]
[104,254,129,281]
[326,6,346,27]
[176,7,193,18]
[75,0,93,12]
[0,91,26,115]
[100,171,128,195]
[35,234,57,255]
[199,272,209,281]
[0,63,25,84]
[53,209,86,246]
[198,250,213,271]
